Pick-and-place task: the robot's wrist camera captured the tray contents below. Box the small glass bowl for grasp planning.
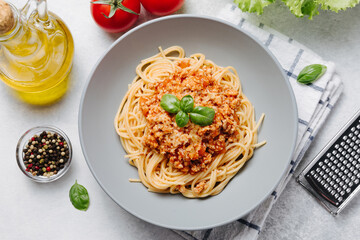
[16,126,72,183]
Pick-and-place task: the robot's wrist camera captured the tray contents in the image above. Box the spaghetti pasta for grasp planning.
[114,46,265,198]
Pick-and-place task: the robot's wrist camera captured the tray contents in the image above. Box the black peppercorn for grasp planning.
[22,131,70,177]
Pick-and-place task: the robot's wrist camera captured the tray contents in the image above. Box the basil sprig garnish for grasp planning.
[160,94,181,113]
[175,110,189,127]
[160,94,215,127]
[297,64,327,84]
[69,180,90,211]
[190,106,216,126]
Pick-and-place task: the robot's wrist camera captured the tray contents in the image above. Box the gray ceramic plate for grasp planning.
[79,15,297,230]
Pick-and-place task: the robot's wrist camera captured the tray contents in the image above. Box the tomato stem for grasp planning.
[91,0,139,18]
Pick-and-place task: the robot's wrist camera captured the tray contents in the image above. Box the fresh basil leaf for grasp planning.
[175,111,189,128]
[69,180,90,211]
[160,94,181,114]
[297,64,327,84]
[189,106,215,126]
[180,95,194,113]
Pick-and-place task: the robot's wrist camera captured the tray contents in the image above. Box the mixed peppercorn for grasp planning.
[23,131,70,177]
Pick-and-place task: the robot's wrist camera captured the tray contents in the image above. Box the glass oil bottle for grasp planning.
[0,0,74,105]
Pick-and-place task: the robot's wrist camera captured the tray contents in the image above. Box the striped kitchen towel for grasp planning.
[173,3,343,240]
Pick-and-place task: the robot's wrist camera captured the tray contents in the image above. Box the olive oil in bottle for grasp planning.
[0,0,74,105]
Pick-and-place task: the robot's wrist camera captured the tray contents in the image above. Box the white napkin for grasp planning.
[173,4,343,240]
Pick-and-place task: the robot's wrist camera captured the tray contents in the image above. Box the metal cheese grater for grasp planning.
[297,110,360,215]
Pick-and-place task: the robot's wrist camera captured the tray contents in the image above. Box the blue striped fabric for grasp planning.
[174,4,343,240]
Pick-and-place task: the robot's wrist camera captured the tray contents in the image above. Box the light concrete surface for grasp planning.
[1,0,360,239]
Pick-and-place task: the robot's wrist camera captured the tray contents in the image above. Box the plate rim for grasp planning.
[78,14,298,230]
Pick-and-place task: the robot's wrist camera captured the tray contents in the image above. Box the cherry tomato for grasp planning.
[140,0,184,16]
[91,0,140,33]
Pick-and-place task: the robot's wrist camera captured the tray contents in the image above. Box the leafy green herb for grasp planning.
[160,94,181,114]
[160,94,215,127]
[233,0,360,19]
[190,106,216,126]
[69,180,90,211]
[176,111,189,127]
[297,64,327,84]
[180,95,194,113]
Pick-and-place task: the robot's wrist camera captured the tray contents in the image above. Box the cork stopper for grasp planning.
[0,0,15,34]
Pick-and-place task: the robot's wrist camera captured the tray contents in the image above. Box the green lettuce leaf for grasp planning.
[282,0,319,19]
[234,0,275,15]
[316,0,360,12]
[234,0,360,19]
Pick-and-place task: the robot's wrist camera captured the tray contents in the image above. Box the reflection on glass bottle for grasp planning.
[0,0,74,105]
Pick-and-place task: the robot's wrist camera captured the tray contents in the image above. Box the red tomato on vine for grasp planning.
[140,0,184,16]
[91,0,140,33]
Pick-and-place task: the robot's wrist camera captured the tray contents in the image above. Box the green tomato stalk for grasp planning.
[91,0,139,18]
